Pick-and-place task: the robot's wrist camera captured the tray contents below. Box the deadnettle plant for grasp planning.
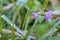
[45,10,52,22]
[32,12,38,19]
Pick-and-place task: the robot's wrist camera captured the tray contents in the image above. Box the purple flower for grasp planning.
[32,12,38,19]
[45,10,52,22]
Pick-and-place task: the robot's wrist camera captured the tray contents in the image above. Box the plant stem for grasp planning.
[42,0,49,14]
[0,0,5,40]
[24,18,38,39]
[12,19,15,40]
[11,0,21,26]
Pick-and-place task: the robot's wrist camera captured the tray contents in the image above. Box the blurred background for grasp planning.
[0,0,60,40]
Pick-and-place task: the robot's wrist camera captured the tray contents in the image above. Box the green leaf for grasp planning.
[34,23,50,37]
[37,15,44,24]
[45,35,60,40]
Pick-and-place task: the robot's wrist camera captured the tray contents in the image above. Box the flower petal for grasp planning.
[45,10,52,22]
[32,12,38,19]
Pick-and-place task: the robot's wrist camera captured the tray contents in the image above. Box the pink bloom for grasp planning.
[32,12,38,19]
[45,10,52,22]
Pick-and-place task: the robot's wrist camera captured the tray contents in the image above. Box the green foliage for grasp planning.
[0,0,60,40]
[34,23,50,36]
[45,35,60,40]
